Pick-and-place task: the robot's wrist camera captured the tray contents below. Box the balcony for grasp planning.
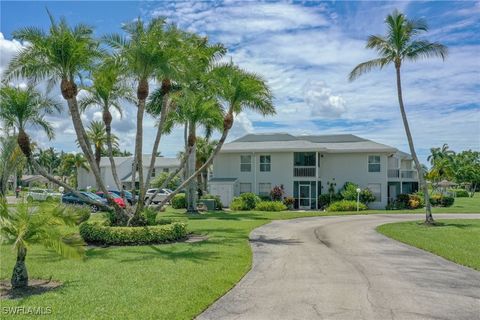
[294,166,316,177]
[388,169,399,178]
[401,170,417,179]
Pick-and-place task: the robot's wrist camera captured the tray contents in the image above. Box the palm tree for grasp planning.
[158,63,275,209]
[79,57,134,192]
[84,121,119,169]
[61,153,90,189]
[196,137,217,195]
[0,135,24,196]
[4,12,117,206]
[103,17,171,205]
[0,199,86,289]
[349,10,447,224]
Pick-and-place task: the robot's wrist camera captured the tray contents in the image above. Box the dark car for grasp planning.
[62,191,108,212]
[109,190,137,205]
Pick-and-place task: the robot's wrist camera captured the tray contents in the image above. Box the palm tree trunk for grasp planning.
[395,65,433,224]
[158,111,234,209]
[186,122,198,213]
[104,110,123,193]
[11,246,28,289]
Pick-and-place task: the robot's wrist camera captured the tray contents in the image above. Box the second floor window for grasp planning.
[240,155,252,172]
[368,155,381,172]
[260,155,271,172]
[151,168,156,177]
[163,168,169,173]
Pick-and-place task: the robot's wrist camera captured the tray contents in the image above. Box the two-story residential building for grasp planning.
[77,155,180,190]
[208,133,419,209]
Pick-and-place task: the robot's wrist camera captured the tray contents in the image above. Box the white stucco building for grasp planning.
[209,133,419,209]
[77,155,180,190]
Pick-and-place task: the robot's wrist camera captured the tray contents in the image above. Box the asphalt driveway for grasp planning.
[197,214,480,320]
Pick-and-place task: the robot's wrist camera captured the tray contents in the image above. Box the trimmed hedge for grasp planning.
[327,200,367,212]
[255,201,287,212]
[430,194,455,207]
[79,222,187,245]
[453,189,469,197]
[200,194,223,210]
[171,194,186,209]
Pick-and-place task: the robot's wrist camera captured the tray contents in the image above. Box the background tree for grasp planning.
[349,10,447,224]
[84,120,119,169]
[0,199,86,289]
[61,153,90,189]
[151,172,181,190]
[0,135,25,196]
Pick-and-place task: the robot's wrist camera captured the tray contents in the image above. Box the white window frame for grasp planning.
[368,155,381,172]
[258,183,271,196]
[239,183,252,194]
[240,155,252,172]
[368,183,381,202]
[259,155,271,172]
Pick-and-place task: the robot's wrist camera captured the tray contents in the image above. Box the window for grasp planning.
[294,152,316,166]
[151,168,156,177]
[368,183,381,202]
[368,155,381,172]
[260,155,271,172]
[240,183,252,194]
[240,155,252,172]
[258,183,271,196]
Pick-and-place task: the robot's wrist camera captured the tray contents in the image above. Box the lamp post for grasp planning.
[356,188,361,212]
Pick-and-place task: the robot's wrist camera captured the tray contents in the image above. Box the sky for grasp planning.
[1,0,479,164]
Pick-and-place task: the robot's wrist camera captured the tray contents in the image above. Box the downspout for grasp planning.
[316,151,319,210]
[253,152,256,194]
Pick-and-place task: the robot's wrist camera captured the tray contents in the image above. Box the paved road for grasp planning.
[197,214,480,320]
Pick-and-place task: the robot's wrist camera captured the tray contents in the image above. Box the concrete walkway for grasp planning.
[197,214,480,320]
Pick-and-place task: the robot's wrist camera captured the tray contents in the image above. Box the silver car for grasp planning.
[26,188,62,202]
[144,188,172,204]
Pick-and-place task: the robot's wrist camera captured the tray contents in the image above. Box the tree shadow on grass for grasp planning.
[250,235,303,246]
[165,211,270,221]
[417,221,477,229]
[1,279,62,300]
[118,246,218,263]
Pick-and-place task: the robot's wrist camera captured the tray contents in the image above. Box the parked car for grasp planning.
[109,190,137,205]
[62,191,108,213]
[144,188,172,204]
[26,188,62,202]
[96,192,126,208]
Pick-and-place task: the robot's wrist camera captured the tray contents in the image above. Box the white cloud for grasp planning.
[304,81,347,118]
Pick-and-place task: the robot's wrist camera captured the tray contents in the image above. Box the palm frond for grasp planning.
[349,58,391,81]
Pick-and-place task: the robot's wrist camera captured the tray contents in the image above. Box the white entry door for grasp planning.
[298,184,311,210]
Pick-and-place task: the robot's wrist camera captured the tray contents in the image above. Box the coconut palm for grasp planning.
[84,121,119,169]
[4,12,114,202]
[349,10,447,224]
[61,153,90,189]
[0,199,86,289]
[79,57,134,192]
[103,18,172,205]
[158,63,275,208]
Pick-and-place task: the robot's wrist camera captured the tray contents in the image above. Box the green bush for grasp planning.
[429,194,455,207]
[440,196,455,207]
[318,193,342,209]
[255,201,287,211]
[454,189,469,197]
[171,194,186,209]
[327,200,367,212]
[259,195,272,201]
[142,208,158,226]
[283,196,295,208]
[230,197,246,211]
[340,182,375,204]
[239,193,261,210]
[200,194,223,210]
[79,222,187,245]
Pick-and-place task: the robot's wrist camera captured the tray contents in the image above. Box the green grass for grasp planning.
[1,196,479,319]
[377,219,480,271]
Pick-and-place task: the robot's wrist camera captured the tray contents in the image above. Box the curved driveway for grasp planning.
[198,214,480,320]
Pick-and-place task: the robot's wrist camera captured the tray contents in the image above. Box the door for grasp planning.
[298,184,311,210]
[389,185,397,202]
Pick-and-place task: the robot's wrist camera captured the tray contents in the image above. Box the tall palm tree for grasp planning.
[103,17,172,205]
[0,199,86,289]
[61,153,90,189]
[158,63,275,209]
[349,10,447,224]
[0,135,24,196]
[79,57,134,192]
[4,11,115,204]
[84,121,119,169]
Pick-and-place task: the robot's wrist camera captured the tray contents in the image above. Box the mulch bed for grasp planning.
[0,279,62,300]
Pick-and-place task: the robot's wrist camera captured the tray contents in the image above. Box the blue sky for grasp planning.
[1,1,479,164]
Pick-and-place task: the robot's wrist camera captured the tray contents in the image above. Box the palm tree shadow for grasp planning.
[118,245,218,263]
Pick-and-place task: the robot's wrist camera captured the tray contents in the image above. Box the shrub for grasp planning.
[171,194,186,209]
[270,185,285,201]
[318,193,342,209]
[440,195,455,207]
[454,189,469,197]
[230,197,246,211]
[340,182,375,204]
[239,193,261,210]
[259,195,272,201]
[393,193,424,210]
[79,222,187,245]
[327,200,367,212]
[255,201,287,211]
[429,194,442,206]
[156,218,175,225]
[142,208,158,226]
[200,194,223,210]
[283,196,295,208]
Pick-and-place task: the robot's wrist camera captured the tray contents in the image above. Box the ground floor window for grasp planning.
[402,182,419,194]
[240,183,252,194]
[293,181,317,209]
[258,183,271,196]
[368,183,381,202]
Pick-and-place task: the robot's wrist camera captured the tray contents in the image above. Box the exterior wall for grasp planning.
[212,151,392,209]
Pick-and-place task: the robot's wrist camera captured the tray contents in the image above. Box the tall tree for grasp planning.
[4,11,120,215]
[157,63,275,209]
[196,137,218,195]
[0,135,24,196]
[79,57,134,193]
[61,153,90,189]
[349,10,447,224]
[84,121,119,170]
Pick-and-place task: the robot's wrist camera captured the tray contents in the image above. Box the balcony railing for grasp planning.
[401,170,417,179]
[294,166,316,177]
[388,169,400,178]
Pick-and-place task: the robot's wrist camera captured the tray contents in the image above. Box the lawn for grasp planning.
[377,219,480,271]
[1,196,479,319]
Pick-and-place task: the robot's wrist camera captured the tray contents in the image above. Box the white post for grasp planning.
[356,188,361,211]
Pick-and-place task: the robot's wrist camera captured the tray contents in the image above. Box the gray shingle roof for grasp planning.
[223,133,397,153]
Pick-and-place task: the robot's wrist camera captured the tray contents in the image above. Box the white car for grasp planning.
[144,188,172,204]
[26,188,62,202]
